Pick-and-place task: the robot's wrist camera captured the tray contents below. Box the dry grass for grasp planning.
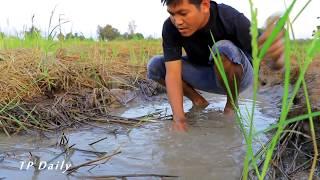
[0,40,165,135]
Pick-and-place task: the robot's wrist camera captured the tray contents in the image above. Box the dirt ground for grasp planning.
[258,55,320,179]
[259,55,320,114]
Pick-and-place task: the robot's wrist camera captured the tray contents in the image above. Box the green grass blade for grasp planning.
[259,23,292,178]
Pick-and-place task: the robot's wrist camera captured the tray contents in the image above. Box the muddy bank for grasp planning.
[0,46,164,135]
[0,81,165,136]
[257,55,320,179]
[259,55,320,114]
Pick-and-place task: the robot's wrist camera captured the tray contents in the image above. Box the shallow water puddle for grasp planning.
[0,90,277,179]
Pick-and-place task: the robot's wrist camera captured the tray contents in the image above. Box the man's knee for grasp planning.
[147,55,166,81]
[210,40,242,64]
[214,40,235,48]
[211,40,244,80]
[215,55,243,84]
[223,55,243,77]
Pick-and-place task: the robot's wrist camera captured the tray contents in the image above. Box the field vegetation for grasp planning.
[0,1,319,179]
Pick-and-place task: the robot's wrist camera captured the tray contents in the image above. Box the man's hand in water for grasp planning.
[172,117,188,132]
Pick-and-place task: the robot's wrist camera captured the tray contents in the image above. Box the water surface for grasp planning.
[0,89,278,179]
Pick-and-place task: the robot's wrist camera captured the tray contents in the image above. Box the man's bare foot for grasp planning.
[185,98,209,119]
[223,103,236,117]
[224,106,234,115]
[172,117,188,132]
[172,120,188,132]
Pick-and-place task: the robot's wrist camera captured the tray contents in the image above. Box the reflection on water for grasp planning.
[0,91,277,179]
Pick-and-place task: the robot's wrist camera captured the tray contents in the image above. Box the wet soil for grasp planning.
[0,90,278,179]
[258,56,320,179]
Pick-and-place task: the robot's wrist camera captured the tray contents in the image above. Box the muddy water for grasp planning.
[0,88,278,180]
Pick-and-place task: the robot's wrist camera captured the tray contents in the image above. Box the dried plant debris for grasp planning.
[0,86,171,135]
[248,121,320,179]
[0,46,168,135]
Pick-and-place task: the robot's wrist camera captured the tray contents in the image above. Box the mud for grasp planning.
[0,90,278,179]
[257,56,320,179]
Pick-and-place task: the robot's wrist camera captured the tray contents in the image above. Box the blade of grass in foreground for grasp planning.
[245,0,298,179]
[287,9,319,177]
[301,67,318,180]
[241,0,260,178]
[256,111,320,135]
[260,24,319,180]
[247,22,293,178]
[209,29,261,178]
[253,34,319,180]
[259,23,292,178]
[208,34,249,140]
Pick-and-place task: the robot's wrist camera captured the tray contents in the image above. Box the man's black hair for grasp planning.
[161,0,203,7]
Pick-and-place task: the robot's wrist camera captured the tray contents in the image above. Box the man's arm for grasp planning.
[258,15,285,70]
[165,60,187,131]
[227,9,284,70]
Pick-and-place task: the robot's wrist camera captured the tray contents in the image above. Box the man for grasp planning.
[147,0,284,131]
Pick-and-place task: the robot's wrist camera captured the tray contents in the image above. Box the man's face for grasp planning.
[167,0,210,37]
